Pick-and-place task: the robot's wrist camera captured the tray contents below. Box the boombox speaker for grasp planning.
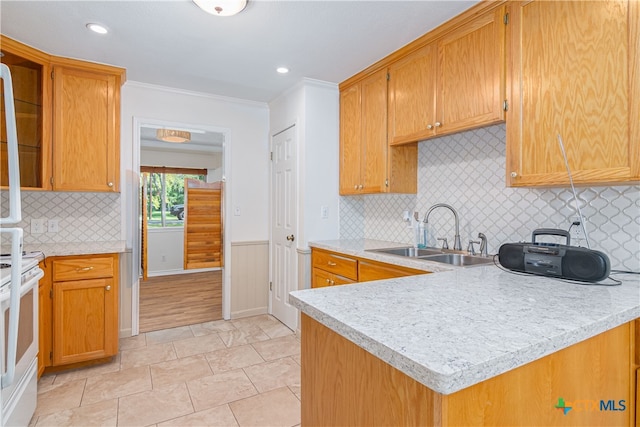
[498,228,611,283]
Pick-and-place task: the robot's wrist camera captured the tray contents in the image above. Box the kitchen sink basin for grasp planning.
[419,253,494,267]
[367,247,444,257]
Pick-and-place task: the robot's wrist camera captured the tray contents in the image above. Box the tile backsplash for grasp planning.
[0,191,121,244]
[340,124,640,271]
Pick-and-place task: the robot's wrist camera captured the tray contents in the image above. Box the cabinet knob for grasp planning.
[330,280,335,286]
[359,184,363,190]
[107,182,114,187]
[511,172,518,178]
[426,124,433,130]
[325,278,331,284]
[435,122,442,128]
[105,285,111,291]
[354,185,358,189]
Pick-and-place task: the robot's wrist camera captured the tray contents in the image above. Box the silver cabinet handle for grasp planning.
[77,266,94,272]
[511,172,518,178]
[327,261,337,267]
[435,122,442,128]
[107,182,114,187]
[427,124,434,130]
[105,285,111,291]
[359,184,363,190]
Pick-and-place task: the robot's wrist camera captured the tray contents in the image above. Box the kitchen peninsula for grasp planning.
[290,240,640,426]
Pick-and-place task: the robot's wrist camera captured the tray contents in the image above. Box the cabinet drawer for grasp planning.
[52,256,115,281]
[358,260,428,283]
[312,249,358,280]
[312,268,356,288]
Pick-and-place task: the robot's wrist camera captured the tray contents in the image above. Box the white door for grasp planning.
[270,125,298,331]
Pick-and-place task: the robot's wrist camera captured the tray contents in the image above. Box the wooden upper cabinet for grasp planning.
[437,5,506,135]
[506,0,639,187]
[0,36,52,189]
[339,84,362,194]
[52,66,120,192]
[339,68,388,195]
[388,44,438,145]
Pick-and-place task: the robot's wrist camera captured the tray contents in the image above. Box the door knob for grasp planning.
[286,234,295,242]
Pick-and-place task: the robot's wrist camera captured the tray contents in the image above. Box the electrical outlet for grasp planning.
[569,216,585,241]
[47,219,59,233]
[30,218,47,234]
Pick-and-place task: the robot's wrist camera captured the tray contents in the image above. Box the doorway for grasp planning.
[131,118,232,336]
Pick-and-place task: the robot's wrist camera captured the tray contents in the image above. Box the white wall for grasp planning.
[269,78,340,250]
[119,81,270,335]
[147,228,184,274]
[141,149,222,170]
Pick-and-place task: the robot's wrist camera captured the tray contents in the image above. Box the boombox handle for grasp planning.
[532,228,571,246]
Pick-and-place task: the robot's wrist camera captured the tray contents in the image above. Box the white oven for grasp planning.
[0,255,43,427]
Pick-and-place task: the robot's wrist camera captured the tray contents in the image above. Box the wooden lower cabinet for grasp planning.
[311,248,429,288]
[302,314,636,426]
[39,254,119,373]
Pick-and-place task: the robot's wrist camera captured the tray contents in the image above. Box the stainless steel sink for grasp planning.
[418,253,494,267]
[367,247,444,257]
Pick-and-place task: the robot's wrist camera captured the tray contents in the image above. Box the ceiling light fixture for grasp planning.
[193,0,247,16]
[276,67,289,74]
[86,23,108,34]
[157,129,191,143]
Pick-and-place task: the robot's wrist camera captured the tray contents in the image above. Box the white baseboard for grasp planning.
[231,306,268,319]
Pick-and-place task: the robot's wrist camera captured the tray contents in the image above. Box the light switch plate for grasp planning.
[48,219,59,233]
[30,218,46,234]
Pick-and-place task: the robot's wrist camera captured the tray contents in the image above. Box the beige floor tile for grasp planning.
[120,333,147,351]
[150,354,213,388]
[157,404,238,427]
[53,354,121,385]
[218,328,270,348]
[145,325,194,344]
[190,320,237,337]
[206,345,265,374]
[288,384,301,401]
[120,342,177,370]
[243,357,300,393]
[35,379,86,417]
[173,333,227,358]
[251,335,300,361]
[37,375,56,389]
[82,366,152,406]
[187,369,257,412]
[229,387,300,427]
[291,353,301,366]
[117,382,194,426]
[230,315,278,332]
[259,321,294,339]
[34,398,118,427]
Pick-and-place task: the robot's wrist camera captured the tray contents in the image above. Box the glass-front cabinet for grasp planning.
[1,39,50,189]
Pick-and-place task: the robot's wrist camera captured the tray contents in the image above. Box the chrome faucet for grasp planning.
[477,233,488,257]
[423,203,462,251]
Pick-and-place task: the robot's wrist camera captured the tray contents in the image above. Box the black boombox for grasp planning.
[498,229,611,283]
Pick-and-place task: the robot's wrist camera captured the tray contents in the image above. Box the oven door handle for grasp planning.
[0,227,23,389]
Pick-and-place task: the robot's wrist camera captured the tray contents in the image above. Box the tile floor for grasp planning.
[31,315,301,427]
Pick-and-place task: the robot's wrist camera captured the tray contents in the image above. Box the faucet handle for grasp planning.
[477,233,488,257]
[437,237,449,250]
[467,240,481,255]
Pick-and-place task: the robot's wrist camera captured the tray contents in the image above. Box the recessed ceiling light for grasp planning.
[276,67,289,74]
[86,23,108,34]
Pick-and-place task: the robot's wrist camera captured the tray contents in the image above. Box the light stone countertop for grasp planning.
[290,239,640,395]
[13,241,127,257]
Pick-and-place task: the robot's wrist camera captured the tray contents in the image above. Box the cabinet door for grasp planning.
[38,261,52,376]
[360,68,388,193]
[52,66,119,192]
[312,268,355,288]
[507,0,639,186]
[437,5,506,135]
[388,44,437,145]
[52,277,118,365]
[339,84,362,195]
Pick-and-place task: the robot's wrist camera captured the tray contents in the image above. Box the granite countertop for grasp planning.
[290,239,640,395]
[10,241,127,257]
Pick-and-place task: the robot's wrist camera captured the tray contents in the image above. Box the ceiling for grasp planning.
[140,125,224,154]
[0,0,479,103]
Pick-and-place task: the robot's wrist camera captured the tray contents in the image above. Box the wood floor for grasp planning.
[139,270,222,333]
